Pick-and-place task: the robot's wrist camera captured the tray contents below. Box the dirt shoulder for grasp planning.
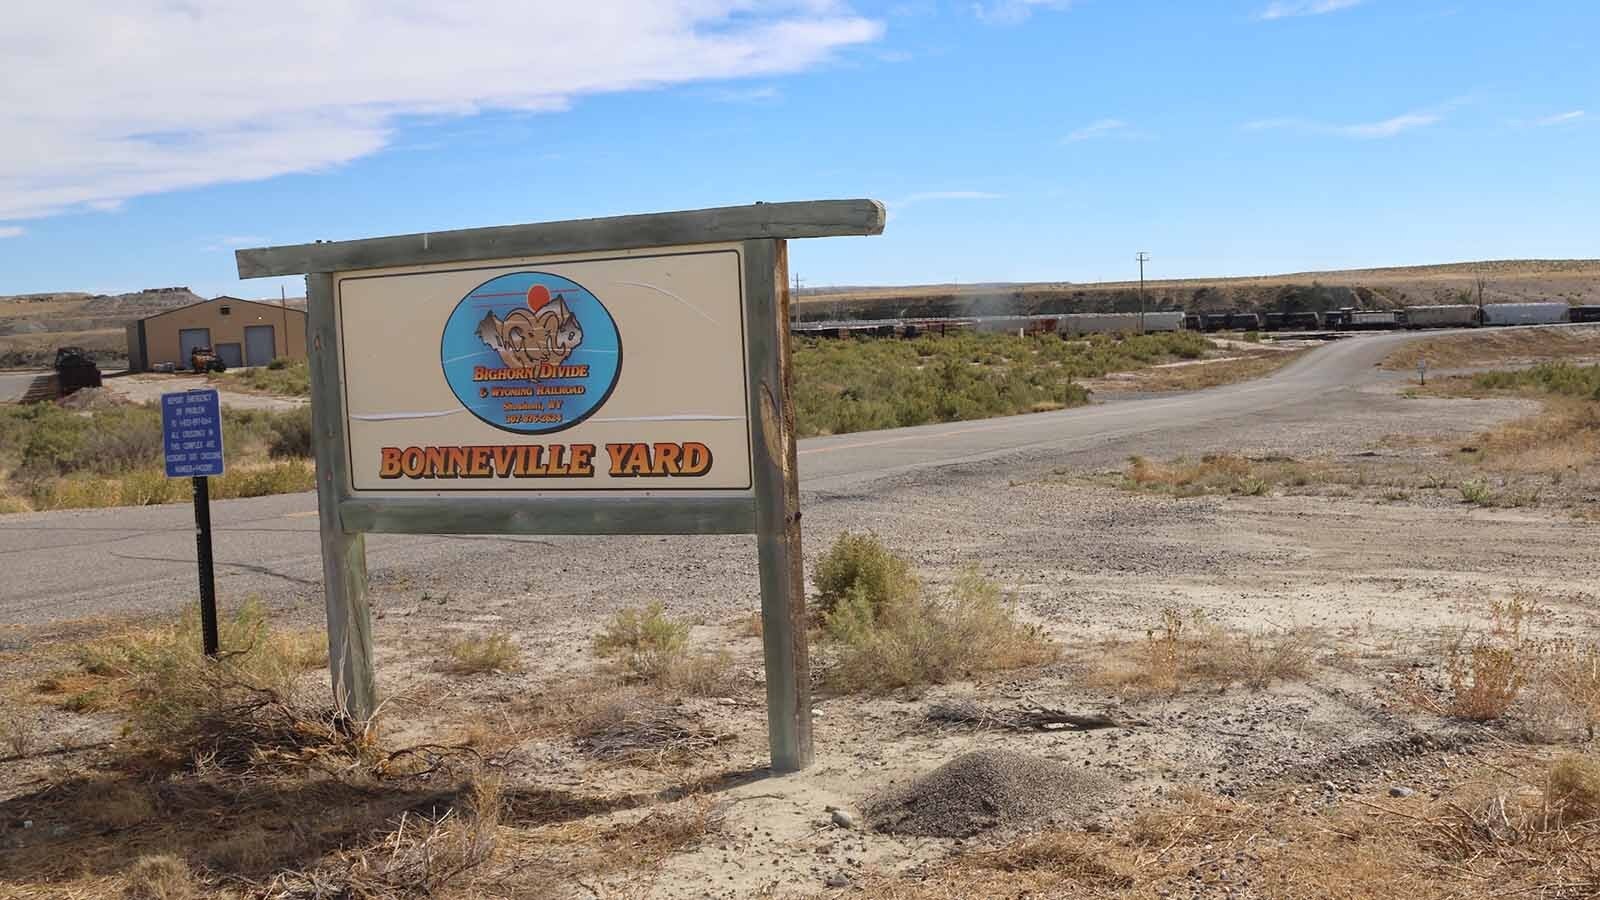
[104,372,307,411]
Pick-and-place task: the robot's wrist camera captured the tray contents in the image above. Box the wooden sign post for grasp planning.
[236,200,885,772]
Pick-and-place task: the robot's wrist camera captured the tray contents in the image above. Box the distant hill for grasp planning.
[795,260,1600,321]
[0,286,212,368]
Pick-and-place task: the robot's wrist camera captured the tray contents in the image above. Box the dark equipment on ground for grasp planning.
[53,346,102,395]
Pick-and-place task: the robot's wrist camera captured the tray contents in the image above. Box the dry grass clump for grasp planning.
[1090,608,1316,698]
[58,599,327,743]
[441,630,522,674]
[1545,754,1600,824]
[966,831,1137,889]
[123,853,199,900]
[1124,452,1315,497]
[529,796,727,877]
[820,542,1056,694]
[1,708,37,758]
[811,530,919,620]
[1400,598,1600,737]
[1477,397,1600,476]
[1401,597,1539,722]
[573,698,728,761]
[595,601,688,682]
[593,603,736,696]
[1546,639,1600,739]
[255,773,503,898]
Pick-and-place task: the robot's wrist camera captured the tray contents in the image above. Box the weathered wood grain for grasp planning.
[237,199,885,277]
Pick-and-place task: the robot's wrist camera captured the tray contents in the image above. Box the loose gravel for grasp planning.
[866,749,1115,838]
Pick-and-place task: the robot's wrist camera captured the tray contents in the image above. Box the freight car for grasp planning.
[1481,302,1570,326]
[1270,311,1323,331]
[1346,309,1401,330]
[1228,311,1263,331]
[1057,311,1185,335]
[1202,312,1233,332]
[1571,306,1600,324]
[1404,305,1480,328]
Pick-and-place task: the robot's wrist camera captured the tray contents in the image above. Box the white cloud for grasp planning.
[0,226,24,238]
[1064,119,1132,143]
[706,86,782,103]
[1245,111,1440,139]
[0,2,882,221]
[1257,0,1363,20]
[1535,110,1585,126]
[972,0,1073,26]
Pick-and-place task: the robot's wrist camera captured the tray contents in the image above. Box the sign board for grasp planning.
[161,388,225,477]
[337,245,751,494]
[236,200,886,773]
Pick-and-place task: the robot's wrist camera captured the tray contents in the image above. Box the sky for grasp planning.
[1,0,1595,300]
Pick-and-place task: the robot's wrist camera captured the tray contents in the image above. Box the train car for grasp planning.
[1404,305,1480,329]
[1228,311,1263,331]
[1570,305,1600,323]
[1183,312,1204,332]
[1481,302,1569,326]
[1323,310,1349,330]
[1262,311,1319,331]
[1057,311,1184,335]
[1202,312,1232,332]
[1347,309,1400,330]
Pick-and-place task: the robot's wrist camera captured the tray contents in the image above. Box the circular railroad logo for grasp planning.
[440,272,622,434]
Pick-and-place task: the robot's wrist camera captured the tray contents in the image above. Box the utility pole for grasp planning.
[1136,251,1151,334]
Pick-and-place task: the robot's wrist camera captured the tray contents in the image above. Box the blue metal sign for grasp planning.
[161,389,225,478]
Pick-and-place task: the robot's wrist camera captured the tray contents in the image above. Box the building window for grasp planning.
[220,305,231,316]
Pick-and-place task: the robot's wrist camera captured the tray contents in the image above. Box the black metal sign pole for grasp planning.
[192,475,219,658]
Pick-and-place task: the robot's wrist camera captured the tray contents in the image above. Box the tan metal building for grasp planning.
[126,296,307,371]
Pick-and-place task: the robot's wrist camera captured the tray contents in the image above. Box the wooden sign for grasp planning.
[336,245,753,494]
[237,200,886,772]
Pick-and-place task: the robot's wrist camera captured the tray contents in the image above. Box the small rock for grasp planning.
[824,872,852,888]
[830,809,856,830]
[1390,786,1415,798]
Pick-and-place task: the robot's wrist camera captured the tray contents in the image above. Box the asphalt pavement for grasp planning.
[0,331,1438,625]
[0,371,47,403]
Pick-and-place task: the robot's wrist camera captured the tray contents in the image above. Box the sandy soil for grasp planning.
[104,371,307,411]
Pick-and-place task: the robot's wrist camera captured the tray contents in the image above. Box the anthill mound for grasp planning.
[866,749,1114,838]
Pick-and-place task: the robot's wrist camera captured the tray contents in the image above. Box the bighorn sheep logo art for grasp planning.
[476,284,584,372]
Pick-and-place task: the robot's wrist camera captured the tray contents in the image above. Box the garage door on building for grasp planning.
[178,328,211,367]
[216,343,244,368]
[244,325,276,366]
